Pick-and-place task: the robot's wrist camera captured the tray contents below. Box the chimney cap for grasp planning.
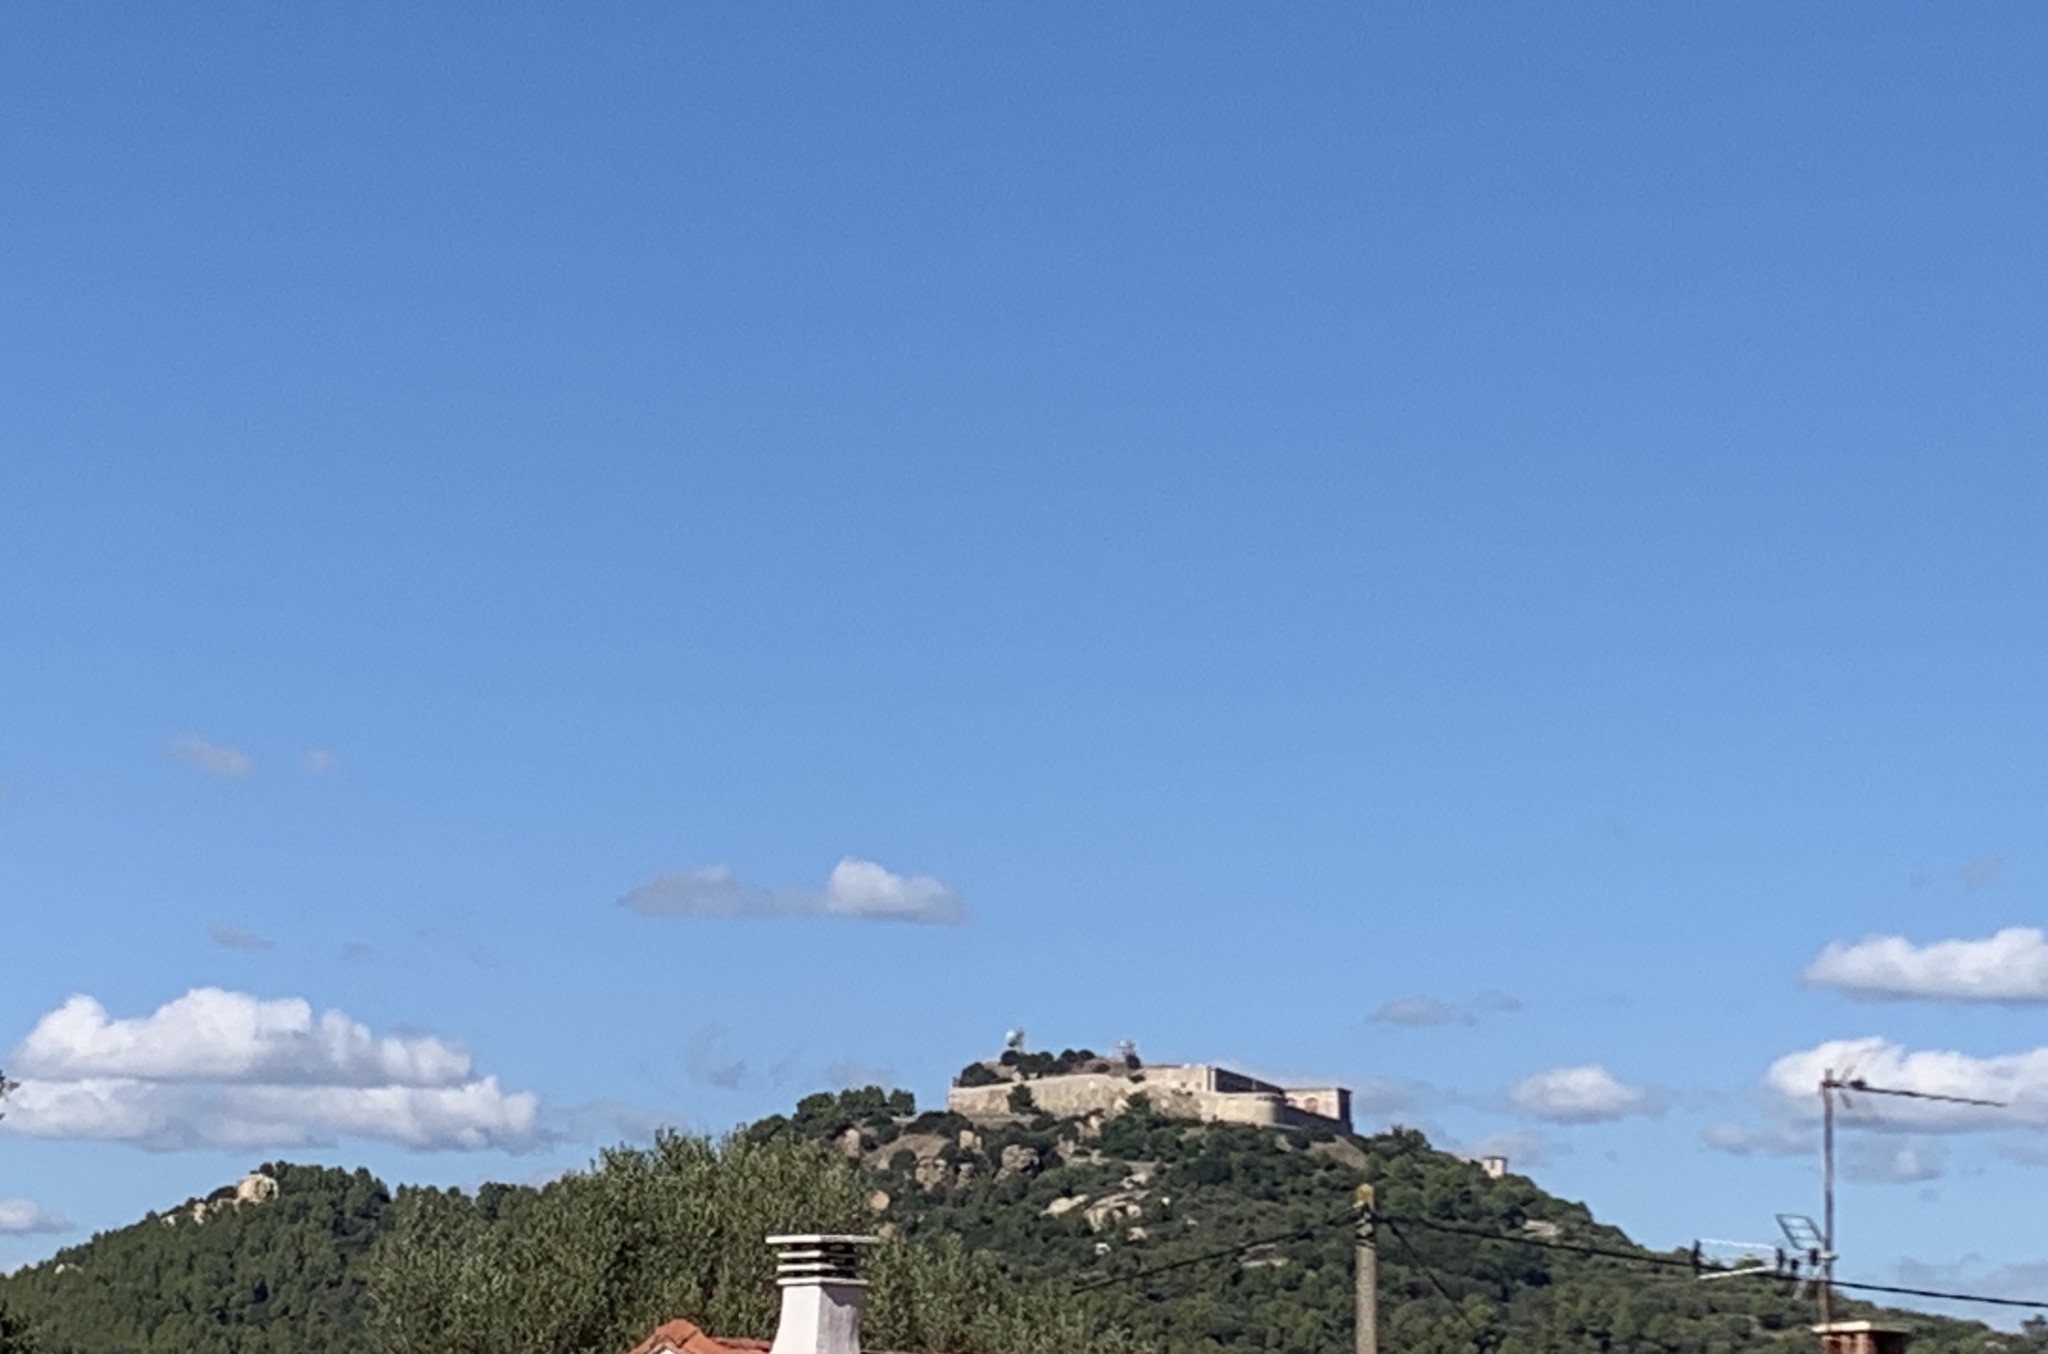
[766,1234,879,1288]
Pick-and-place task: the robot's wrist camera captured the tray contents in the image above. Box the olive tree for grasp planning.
[365,1130,1141,1354]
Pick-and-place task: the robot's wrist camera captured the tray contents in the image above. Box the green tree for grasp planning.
[0,1164,391,1354]
[8,1085,2044,1354]
[1,1070,38,1352]
[0,1300,37,1354]
[364,1130,1138,1354]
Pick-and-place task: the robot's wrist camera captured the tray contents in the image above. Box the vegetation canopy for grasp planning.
[3,1086,2043,1354]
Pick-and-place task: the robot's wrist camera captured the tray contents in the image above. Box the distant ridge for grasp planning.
[3,1088,2041,1354]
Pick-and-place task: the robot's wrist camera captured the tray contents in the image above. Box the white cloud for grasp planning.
[0,1198,70,1235]
[1766,1037,2046,1131]
[14,990,472,1087]
[3,990,538,1152]
[1,1078,537,1152]
[1508,1064,1657,1123]
[166,735,254,779]
[821,858,963,923]
[621,857,965,925]
[1804,928,2048,1003]
[302,748,340,775]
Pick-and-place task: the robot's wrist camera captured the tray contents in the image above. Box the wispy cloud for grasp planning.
[1455,1129,1568,1168]
[166,735,254,779]
[1348,1076,1439,1119]
[1845,1138,1944,1183]
[823,1057,897,1091]
[1701,1120,1813,1157]
[1804,928,2048,1003]
[1370,996,1467,1028]
[1894,1257,2048,1324]
[548,1098,678,1144]
[1369,991,1523,1028]
[621,857,965,925]
[0,1198,71,1235]
[302,748,340,775]
[1961,854,2006,891]
[208,924,274,953]
[3,989,540,1151]
[1508,1065,1658,1124]
[683,1023,748,1089]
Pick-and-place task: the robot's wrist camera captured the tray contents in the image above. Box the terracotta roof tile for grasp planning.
[626,1318,773,1354]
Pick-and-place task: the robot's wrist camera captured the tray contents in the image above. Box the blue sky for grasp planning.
[4,0,2047,1321]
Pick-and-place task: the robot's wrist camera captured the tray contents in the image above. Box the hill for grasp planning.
[745,1084,2045,1354]
[3,1083,2042,1354]
[0,1162,390,1354]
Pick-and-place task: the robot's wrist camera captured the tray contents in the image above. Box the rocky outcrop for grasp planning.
[183,1172,278,1224]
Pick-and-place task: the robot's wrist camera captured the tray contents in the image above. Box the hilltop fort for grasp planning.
[944,1039,1352,1132]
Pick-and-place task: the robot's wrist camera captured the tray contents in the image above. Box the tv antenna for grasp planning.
[1693,1235,1788,1285]
[1774,1214,1824,1296]
[1816,1066,2003,1327]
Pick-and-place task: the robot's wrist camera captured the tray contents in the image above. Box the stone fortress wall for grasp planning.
[946,1059,1352,1133]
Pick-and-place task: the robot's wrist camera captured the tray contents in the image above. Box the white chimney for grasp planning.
[766,1234,877,1354]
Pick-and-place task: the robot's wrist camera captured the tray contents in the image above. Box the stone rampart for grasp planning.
[946,1063,1351,1132]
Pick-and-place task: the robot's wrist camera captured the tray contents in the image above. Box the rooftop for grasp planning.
[627,1320,770,1354]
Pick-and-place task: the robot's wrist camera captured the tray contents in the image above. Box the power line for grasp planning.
[1382,1213,1698,1270]
[1380,1218,1470,1310]
[1070,1206,1358,1293]
[1379,1216,1491,1349]
[1828,1278,2048,1312]
[1818,1071,2008,1328]
[1382,1211,2048,1314]
[1071,1201,2048,1316]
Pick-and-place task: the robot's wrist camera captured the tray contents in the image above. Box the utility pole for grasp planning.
[1820,1071,1836,1330]
[1355,1185,1377,1354]
[1816,1070,2002,1337]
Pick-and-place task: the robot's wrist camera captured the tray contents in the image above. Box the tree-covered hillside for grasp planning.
[362,1130,1138,1354]
[745,1086,2048,1354]
[4,1085,2043,1354]
[0,1163,390,1354]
